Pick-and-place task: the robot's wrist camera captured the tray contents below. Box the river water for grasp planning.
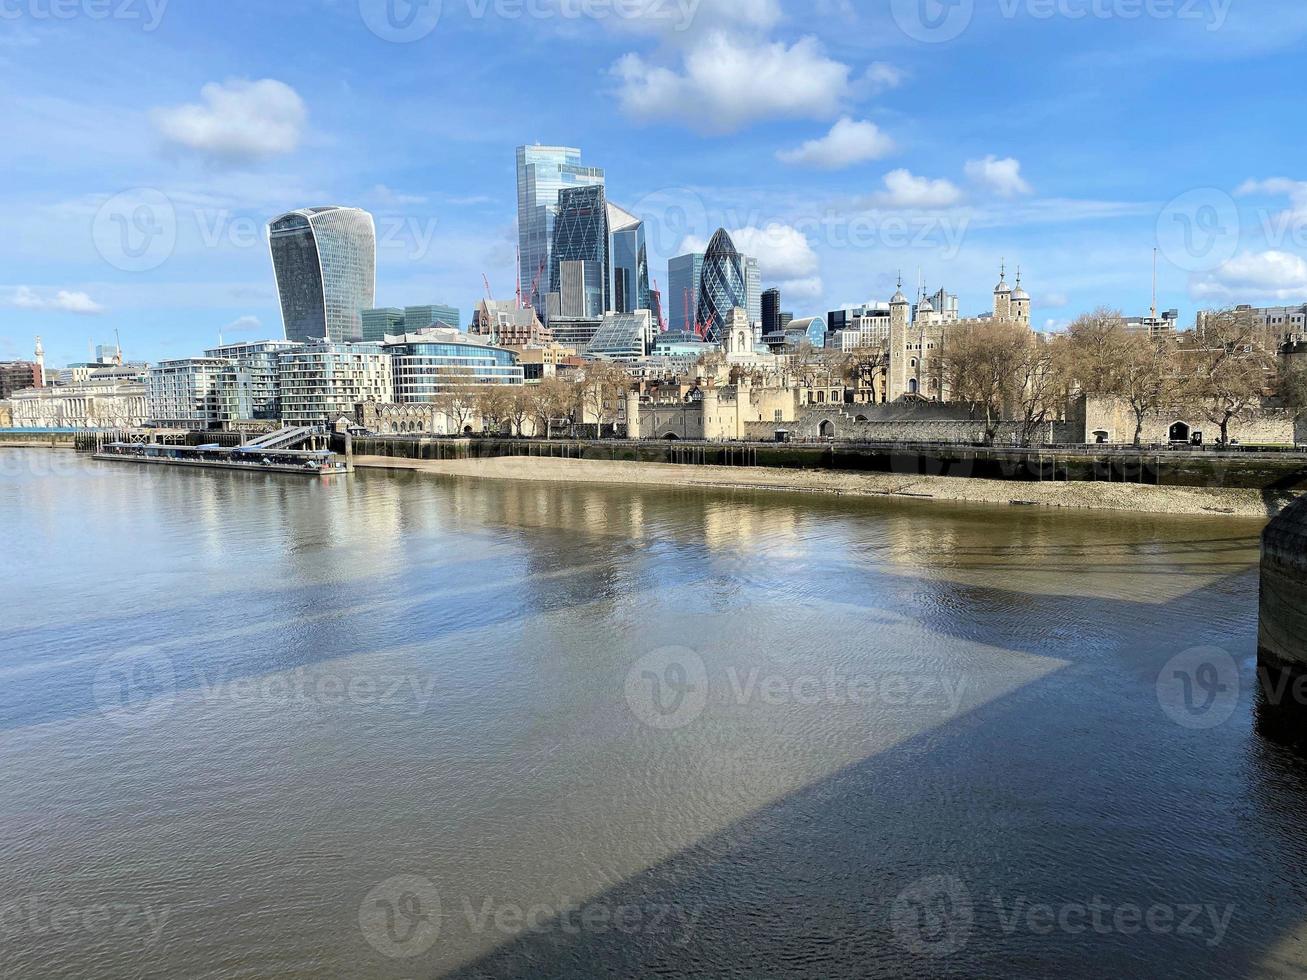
[1,448,1305,979]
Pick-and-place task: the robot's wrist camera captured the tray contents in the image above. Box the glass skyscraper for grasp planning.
[608,202,652,315]
[745,256,762,324]
[268,207,376,344]
[697,229,748,345]
[550,185,610,312]
[668,252,704,335]
[516,145,605,316]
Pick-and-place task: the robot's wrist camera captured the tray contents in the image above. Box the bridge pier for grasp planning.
[1258,495,1307,737]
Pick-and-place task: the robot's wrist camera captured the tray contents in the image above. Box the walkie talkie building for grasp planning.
[268,207,376,344]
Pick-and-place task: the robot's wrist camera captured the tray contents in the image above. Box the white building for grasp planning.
[10,375,148,429]
[147,358,229,429]
[203,340,300,422]
[278,343,393,425]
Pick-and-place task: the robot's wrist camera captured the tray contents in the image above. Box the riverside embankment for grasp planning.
[354,454,1295,517]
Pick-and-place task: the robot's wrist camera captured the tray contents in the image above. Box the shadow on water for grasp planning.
[441,570,1307,979]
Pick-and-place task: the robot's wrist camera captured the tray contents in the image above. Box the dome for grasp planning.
[918,297,935,313]
[704,228,740,260]
[994,279,1011,294]
[890,289,909,306]
[1012,287,1030,301]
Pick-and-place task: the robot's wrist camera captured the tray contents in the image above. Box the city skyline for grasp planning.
[4,2,1307,367]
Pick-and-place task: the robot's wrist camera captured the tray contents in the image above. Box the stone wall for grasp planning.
[1075,396,1297,446]
[783,404,1077,445]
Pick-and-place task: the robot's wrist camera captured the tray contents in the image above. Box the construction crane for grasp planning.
[482,274,494,303]
[651,280,669,333]
[525,259,546,313]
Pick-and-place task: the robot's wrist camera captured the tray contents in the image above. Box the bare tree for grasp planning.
[1064,309,1178,445]
[1180,308,1279,445]
[579,361,629,434]
[528,377,577,439]
[434,389,477,436]
[475,385,515,436]
[506,387,532,437]
[937,320,1031,444]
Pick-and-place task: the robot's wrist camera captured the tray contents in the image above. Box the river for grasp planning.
[1,448,1304,978]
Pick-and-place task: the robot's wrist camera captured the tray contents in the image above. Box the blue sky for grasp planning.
[3,0,1307,367]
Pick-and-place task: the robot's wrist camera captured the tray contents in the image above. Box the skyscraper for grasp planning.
[268,207,376,344]
[762,288,782,335]
[608,202,651,315]
[516,145,605,316]
[550,185,610,311]
[697,229,748,345]
[744,256,762,324]
[668,252,704,335]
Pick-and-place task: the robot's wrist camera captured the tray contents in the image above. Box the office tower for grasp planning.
[404,304,461,331]
[744,256,761,324]
[516,145,605,316]
[268,207,376,344]
[779,312,794,331]
[697,229,748,345]
[762,288,782,335]
[668,252,704,334]
[608,202,651,315]
[558,260,605,319]
[550,185,610,314]
[361,308,406,343]
[586,310,654,361]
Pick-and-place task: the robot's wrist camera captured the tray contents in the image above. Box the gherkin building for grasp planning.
[696,228,747,345]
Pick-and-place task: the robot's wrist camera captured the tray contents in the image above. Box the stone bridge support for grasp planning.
[1259,495,1307,728]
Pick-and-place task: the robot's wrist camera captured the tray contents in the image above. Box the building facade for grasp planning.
[587,311,655,361]
[10,376,148,429]
[0,361,42,399]
[278,343,393,425]
[147,358,229,429]
[668,253,704,335]
[384,330,523,400]
[204,340,300,422]
[697,230,748,345]
[517,145,605,316]
[268,206,376,344]
[608,203,651,315]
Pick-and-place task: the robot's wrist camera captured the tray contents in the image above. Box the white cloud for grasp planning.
[369,184,429,207]
[5,286,105,315]
[1041,291,1070,308]
[777,117,895,169]
[861,62,905,94]
[964,156,1033,198]
[605,0,781,36]
[872,169,963,209]
[222,315,263,336]
[151,79,307,163]
[1191,250,1307,301]
[776,276,825,302]
[1235,177,1307,224]
[612,32,853,133]
[681,224,819,281]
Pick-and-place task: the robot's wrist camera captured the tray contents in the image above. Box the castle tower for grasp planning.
[889,275,912,402]
[993,260,1012,321]
[625,388,643,440]
[1011,267,1031,327]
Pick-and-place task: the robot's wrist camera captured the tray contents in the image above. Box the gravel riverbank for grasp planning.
[354,455,1294,518]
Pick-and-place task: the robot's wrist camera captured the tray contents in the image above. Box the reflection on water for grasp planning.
[0,449,1304,979]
